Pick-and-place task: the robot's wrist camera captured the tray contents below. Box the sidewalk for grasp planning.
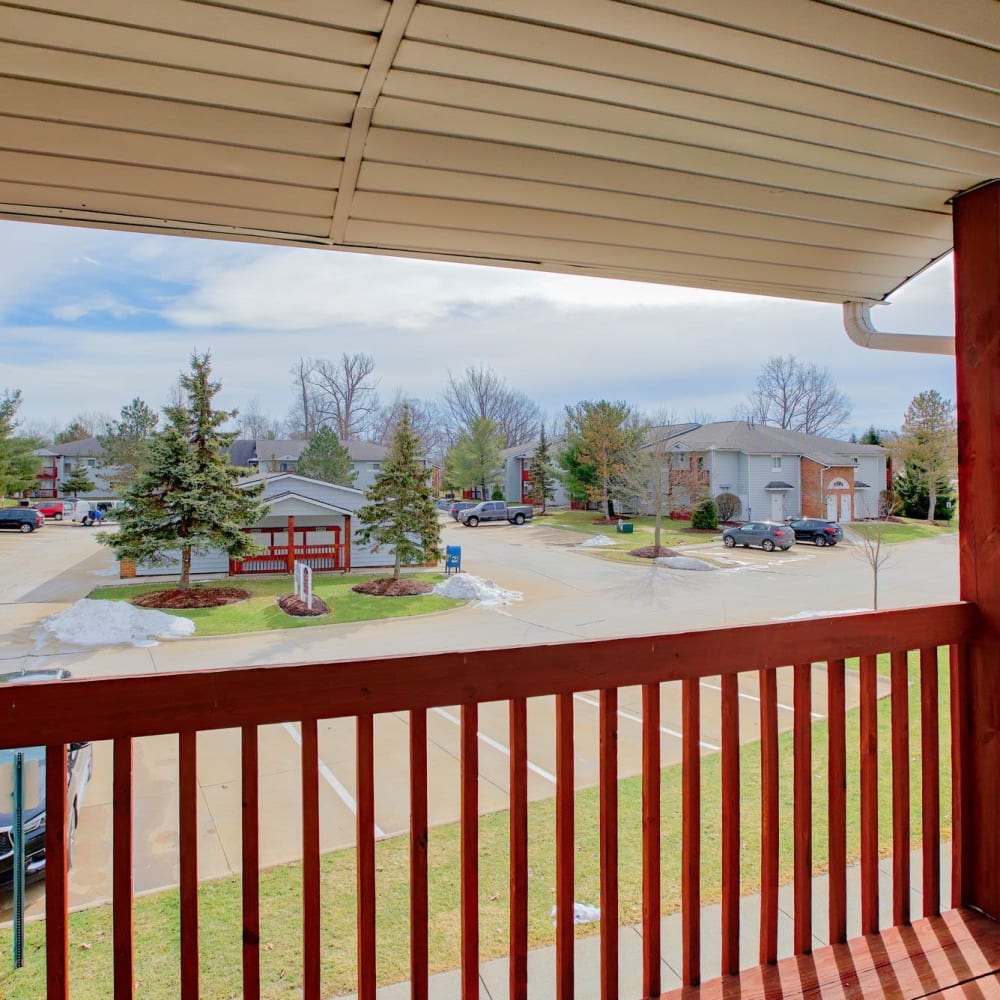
[334,845,949,999]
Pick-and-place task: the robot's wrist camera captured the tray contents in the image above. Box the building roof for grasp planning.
[50,437,104,457]
[1,3,996,306]
[231,439,390,464]
[667,421,886,467]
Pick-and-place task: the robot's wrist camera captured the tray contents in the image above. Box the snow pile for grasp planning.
[579,535,614,547]
[433,574,523,607]
[654,556,716,571]
[550,902,601,925]
[41,599,195,647]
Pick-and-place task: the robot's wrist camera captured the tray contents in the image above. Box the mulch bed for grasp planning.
[131,587,251,609]
[629,546,680,559]
[276,594,330,617]
[351,578,434,597]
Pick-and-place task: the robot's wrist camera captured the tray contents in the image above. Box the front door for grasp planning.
[839,493,852,522]
[770,492,784,521]
[827,494,837,519]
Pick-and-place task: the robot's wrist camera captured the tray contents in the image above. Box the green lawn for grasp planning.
[0,651,950,998]
[539,509,715,550]
[851,518,958,543]
[88,574,463,636]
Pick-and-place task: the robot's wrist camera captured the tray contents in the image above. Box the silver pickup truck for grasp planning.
[458,501,533,526]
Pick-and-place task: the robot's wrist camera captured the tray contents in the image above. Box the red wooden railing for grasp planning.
[234,543,345,574]
[0,602,976,999]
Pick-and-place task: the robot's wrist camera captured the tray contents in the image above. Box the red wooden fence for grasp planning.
[1,602,975,999]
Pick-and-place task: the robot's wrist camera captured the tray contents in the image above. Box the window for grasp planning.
[697,456,704,471]
[86,458,97,468]
[772,455,782,470]
[372,463,381,470]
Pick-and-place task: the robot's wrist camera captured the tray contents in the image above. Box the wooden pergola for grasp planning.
[1,3,998,997]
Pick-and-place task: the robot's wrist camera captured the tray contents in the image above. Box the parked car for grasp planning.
[0,669,93,888]
[449,501,477,520]
[31,500,69,520]
[721,521,793,552]
[787,518,844,547]
[0,508,45,533]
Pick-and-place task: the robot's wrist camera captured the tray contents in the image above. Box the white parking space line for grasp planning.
[431,707,556,784]
[282,722,386,837]
[699,680,823,720]
[572,693,721,752]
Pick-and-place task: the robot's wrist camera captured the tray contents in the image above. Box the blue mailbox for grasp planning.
[445,545,462,575]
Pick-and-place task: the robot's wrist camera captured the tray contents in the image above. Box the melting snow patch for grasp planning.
[433,574,523,607]
[550,902,601,925]
[41,599,196,647]
[655,556,715,571]
[775,608,871,621]
[579,535,614,547]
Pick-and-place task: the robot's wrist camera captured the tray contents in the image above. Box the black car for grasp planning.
[0,670,92,889]
[0,508,45,533]
[787,518,844,547]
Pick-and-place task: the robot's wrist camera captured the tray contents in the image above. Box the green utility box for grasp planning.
[616,520,634,534]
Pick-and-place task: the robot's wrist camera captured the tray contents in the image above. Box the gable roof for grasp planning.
[51,437,104,457]
[232,439,390,464]
[1,4,996,305]
[238,472,364,497]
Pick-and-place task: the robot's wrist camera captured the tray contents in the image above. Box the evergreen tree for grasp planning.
[894,390,956,524]
[98,397,159,490]
[893,463,956,521]
[556,434,599,506]
[0,389,41,499]
[356,405,441,579]
[296,427,356,486]
[525,424,556,513]
[101,352,267,588]
[692,496,719,530]
[447,416,503,499]
[859,425,884,445]
[62,465,96,495]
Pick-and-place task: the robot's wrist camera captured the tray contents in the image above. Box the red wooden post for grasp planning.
[179,731,199,1000]
[410,709,430,999]
[461,704,479,1000]
[920,646,941,917]
[301,720,321,1000]
[827,659,847,944]
[681,677,700,986]
[357,714,377,1000]
[113,738,135,999]
[642,683,661,998]
[509,699,528,1000]
[759,669,779,965]
[344,514,352,572]
[720,674,740,975]
[241,727,260,1000]
[286,515,295,575]
[859,654,879,935]
[890,650,910,927]
[793,664,812,953]
[599,689,618,999]
[45,743,69,1000]
[556,693,574,1000]
[954,179,1000,918]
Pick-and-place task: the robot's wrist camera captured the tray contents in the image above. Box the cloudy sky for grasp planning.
[1,218,955,440]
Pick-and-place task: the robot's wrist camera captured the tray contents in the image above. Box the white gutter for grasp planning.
[842,301,954,356]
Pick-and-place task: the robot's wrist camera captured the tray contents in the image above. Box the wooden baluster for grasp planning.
[241,727,260,1000]
[461,704,479,1000]
[599,689,618,999]
[890,650,911,927]
[793,664,812,954]
[720,674,740,975]
[759,669,779,966]
[410,709,430,1000]
[114,737,135,999]
[179,731,199,1000]
[642,683,661,998]
[920,646,941,917]
[860,654,880,935]
[509,699,528,1000]
[827,659,847,944]
[301,720,321,1000]
[950,642,967,909]
[357,714,376,1000]
[556,693,574,1000]
[682,677,700,986]
[45,743,69,1000]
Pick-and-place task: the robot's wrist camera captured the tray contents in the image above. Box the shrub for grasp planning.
[715,492,740,521]
[491,485,505,500]
[691,497,719,530]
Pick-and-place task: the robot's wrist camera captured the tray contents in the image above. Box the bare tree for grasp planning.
[371,391,444,461]
[288,357,321,437]
[307,352,378,440]
[742,355,850,436]
[54,411,111,443]
[854,517,893,610]
[441,365,543,448]
[238,399,285,440]
[638,410,679,554]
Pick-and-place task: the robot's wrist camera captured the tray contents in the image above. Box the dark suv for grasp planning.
[0,670,93,889]
[0,508,44,532]
[787,518,844,547]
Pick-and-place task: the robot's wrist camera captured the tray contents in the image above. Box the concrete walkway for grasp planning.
[334,845,951,999]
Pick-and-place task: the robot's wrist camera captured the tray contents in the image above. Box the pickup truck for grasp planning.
[458,501,533,527]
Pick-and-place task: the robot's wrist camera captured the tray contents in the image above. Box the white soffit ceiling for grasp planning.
[0,0,997,303]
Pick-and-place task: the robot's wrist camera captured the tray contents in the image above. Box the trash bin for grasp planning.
[616,521,634,534]
[445,545,462,575]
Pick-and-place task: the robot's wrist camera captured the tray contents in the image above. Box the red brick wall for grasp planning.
[799,459,856,518]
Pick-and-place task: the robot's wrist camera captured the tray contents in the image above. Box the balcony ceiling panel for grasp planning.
[0,0,997,303]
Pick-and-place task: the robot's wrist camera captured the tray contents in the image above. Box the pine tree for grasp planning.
[0,389,40,500]
[296,427,356,486]
[62,465,96,495]
[356,404,441,580]
[101,352,267,588]
[98,397,159,490]
[525,424,556,513]
[894,390,956,524]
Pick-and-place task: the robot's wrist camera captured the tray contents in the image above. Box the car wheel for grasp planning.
[19,522,33,533]
[813,534,827,547]
[54,513,62,520]
[762,538,775,552]
[723,535,736,548]
[513,513,525,525]
[466,516,479,527]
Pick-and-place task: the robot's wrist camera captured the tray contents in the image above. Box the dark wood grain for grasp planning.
[642,682,661,999]
[720,673,740,975]
[114,737,134,1000]
[827,659,847,945]
[682,677,700,986]
[509,698,528,1000]
[890,649,910,927]
[410,709,429,1000]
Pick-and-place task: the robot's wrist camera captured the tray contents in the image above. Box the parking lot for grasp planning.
[0,514,958,916]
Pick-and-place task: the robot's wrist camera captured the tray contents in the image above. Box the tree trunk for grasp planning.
[180,546,192,589]
[393,550,401,580]
[927,481,938,524]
